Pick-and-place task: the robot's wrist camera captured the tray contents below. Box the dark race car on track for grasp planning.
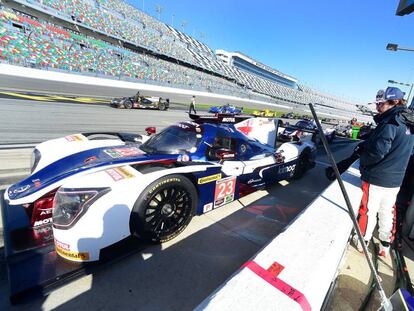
[3,115,317,263]
[111,94,169,110]
[279,119,336,143]
[280,112,296,119]
[209,104,243,114]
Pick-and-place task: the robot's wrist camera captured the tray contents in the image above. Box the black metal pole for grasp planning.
[308,103,391,310]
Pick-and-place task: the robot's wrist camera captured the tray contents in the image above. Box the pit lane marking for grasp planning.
[242,260,311,311]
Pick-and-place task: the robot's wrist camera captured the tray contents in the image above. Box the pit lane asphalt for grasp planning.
[0,98,358,310]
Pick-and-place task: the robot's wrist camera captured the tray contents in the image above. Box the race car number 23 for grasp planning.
[214,176,236,208]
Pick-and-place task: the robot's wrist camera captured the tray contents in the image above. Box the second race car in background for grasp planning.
[111,93,169,110]
[209,104,243,114]
[279,119,336,143]
[3,115,317,263]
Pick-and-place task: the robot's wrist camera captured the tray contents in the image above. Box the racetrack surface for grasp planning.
[0,97,358,310]
[0,97,332,144]
[0,98,192,143]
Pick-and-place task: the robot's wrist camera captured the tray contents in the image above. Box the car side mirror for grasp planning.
[145,127,156,135]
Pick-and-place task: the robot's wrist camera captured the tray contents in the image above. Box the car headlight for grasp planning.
[53,187,110,229]
[30,148,41,173]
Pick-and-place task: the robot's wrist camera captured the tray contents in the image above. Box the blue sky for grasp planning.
[127,0,414,103]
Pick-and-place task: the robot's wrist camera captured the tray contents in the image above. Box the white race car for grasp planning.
[3,115,317,262]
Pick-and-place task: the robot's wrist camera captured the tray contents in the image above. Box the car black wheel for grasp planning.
[158,102,166,111]
[292,149,310,179]
[124,100,133,109]
[130,175,197,243]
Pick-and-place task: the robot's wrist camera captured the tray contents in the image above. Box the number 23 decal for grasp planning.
[214,176,236,201]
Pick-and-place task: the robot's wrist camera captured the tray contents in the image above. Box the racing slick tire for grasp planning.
[292,149,311,179]
[158,102,166,111]
[130,175,198,243]
[124,99,133,109]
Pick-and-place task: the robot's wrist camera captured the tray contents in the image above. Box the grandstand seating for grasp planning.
[0,1,362,118]
[0,8,249,96]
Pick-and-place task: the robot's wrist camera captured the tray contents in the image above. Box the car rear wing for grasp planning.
[188,113,252,124]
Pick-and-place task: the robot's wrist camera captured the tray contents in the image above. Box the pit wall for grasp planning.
[196,161,362,310]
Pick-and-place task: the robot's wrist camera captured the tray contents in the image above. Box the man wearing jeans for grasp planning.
[355,87,414,257]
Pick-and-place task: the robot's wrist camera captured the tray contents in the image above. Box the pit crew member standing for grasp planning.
[189,95,197,114]
[355,87,414,257]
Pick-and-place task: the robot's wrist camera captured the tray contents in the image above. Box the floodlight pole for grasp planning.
[387,43,414,52]
[386,40,414,104]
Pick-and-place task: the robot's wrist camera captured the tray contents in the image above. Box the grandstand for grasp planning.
[0,0,364,119]
[216,50,297,89]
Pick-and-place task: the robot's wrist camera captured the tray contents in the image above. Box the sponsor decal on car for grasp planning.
[39,208,52,216]
[65,134,85,142]
[9,184,31,196]
[55,239,89,261]
[177,154,190,162]
[203,203,213,213]
[34,217,52,227]
[148,178,181,194]
[278,164,296,174]
[240,144,247,153]
[104,147,144,158]
[32,179,41,187]
[55,239,70,251]
[214,176,236,208]
[105,166,135,181]
[247,178,262,184]
[197,173,222,184]
[55,244,90,261]
[221,152,235,159]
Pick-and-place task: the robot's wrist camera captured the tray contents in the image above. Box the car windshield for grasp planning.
[140,125,200,154]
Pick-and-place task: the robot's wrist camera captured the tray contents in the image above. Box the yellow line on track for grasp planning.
[48,95,109,103]
[0,91,110,103]
[0,91,56,101]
